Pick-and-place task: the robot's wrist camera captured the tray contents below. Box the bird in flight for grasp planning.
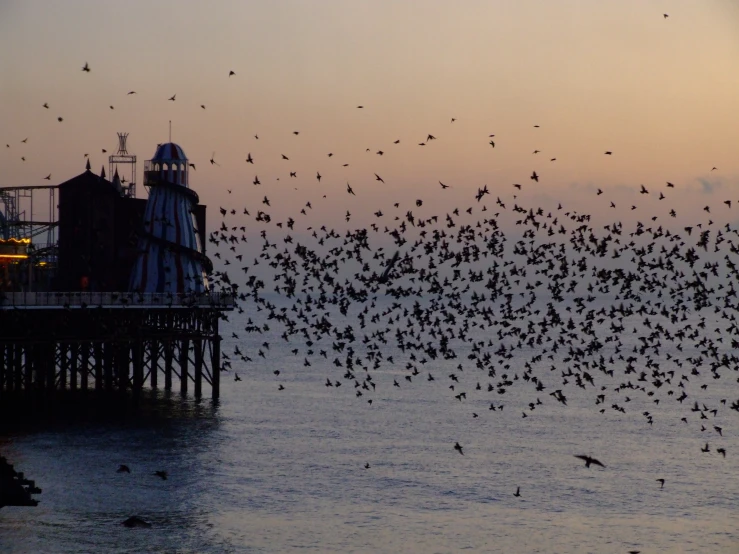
[439,181,450,189]
[127,91,136,95]
[375,173,385,184]
[454,442,464,455]
[513,486,521,497]
[656,478,665,489]
[82,62,90,72]
[574,454,605,468]
[531,171,539,182]
[604,151,612,155]
[229,70,236,76]
[210,152,220,166]
[154,470,168,480]
[663,13,669,18]
[246,153,254,164]
[168,94,176,101]
[43,174,51,180]
[43,102,49,109]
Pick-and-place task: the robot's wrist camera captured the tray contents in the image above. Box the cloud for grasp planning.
[696,177,722,195]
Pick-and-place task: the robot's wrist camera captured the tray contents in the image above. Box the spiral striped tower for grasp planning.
[129,142,211,294]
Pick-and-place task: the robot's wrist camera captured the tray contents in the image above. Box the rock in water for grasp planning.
[122,516,152,528]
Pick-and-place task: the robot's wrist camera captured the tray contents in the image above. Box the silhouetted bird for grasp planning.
[574,455,605,468]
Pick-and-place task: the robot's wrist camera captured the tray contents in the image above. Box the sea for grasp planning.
[1,299,738,554]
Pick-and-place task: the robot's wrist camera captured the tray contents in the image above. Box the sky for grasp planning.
[2,0,739,230]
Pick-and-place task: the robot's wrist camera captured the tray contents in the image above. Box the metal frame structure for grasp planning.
[108,132,137,198]
[0,185,57,245]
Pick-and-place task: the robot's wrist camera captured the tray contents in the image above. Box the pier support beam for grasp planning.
[194,339,203,399]
[164,340,173,391]
[212,318,221,400]
[179,339,189,397]
[150,340,159,390]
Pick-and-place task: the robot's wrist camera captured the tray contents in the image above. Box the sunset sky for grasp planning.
[2,0,739,229]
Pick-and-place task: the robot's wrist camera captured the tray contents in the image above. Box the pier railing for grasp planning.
[0,291,235,310]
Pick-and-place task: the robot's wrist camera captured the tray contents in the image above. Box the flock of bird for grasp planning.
[3,15,735,548]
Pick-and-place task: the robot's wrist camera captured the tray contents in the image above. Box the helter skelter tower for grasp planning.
[129,142,211,294]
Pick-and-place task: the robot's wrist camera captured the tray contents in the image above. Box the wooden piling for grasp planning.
[70,343,78,391]
[150,340,159,390]
[212,317,221,400]
[80,343,89,392]
[164,340,173,390]
[104,342,113,391]
[194,338,203,399]
[60,344,68,389]
[94,342,102,391]
[179,339,189,396]
[132,335,143,400]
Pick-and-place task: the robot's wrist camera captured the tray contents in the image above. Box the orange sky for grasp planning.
[2,0,739,228]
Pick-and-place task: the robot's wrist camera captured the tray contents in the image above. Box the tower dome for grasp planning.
[145,142,189,188]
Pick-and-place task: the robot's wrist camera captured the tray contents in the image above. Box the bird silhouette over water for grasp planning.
[117,464,131,473]
[454,442,464,455]
[656,478,665,489]
[574,455,605,468]
[153,471,167,480]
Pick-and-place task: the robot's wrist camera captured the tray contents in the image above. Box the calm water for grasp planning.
[1,307,738,554]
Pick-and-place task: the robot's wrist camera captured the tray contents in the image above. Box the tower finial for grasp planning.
[169,120,172,142]
[85,158,91,171]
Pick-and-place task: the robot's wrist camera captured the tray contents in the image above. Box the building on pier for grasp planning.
[0,135,233,403]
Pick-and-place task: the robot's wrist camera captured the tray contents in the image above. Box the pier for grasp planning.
[0,292,233,405]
